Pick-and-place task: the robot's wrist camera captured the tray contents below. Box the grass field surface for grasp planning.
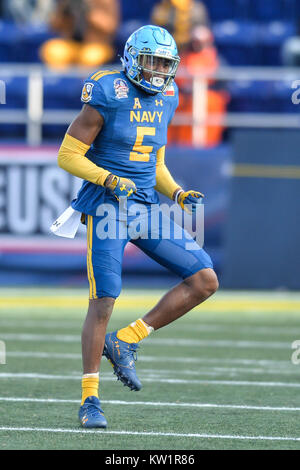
[0,288,300,450]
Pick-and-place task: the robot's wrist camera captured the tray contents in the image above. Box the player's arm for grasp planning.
[154,145,182,200]
[58,104,136,198]
[58,104,111,186]
[155,146,204,213]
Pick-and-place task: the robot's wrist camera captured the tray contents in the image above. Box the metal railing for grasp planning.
[1,64,300,146]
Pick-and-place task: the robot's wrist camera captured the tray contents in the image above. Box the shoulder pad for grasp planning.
[89,69,121,82]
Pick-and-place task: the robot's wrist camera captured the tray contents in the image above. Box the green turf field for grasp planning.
[0,287,300,450]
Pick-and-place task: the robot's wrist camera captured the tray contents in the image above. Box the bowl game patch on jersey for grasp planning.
[114,78,129,99]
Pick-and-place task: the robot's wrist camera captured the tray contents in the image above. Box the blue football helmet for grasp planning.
[122,25,180,94]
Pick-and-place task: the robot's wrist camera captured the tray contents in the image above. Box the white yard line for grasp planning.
[0,333,291,350]
[6,351,300,377]
[1,333,79,342]
[2,320,300,336]
[137,366,300,377]
[144,338,291,350]
[5,351,292,367]
[0,426,299,442]
[1,372,300,387]
[173,324,300,336]
[8,351,300,375]
[1,396,300,412]
[7,351,82,360]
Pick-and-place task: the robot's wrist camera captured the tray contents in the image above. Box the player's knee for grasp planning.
[187,268,219,301]
[203,270,219,298]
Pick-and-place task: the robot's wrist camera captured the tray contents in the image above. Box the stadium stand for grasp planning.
[0,0,299,142]
[0,0,298,66]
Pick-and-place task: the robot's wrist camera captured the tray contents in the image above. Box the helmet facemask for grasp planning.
[137,53,180,92]
[124,48,180,93]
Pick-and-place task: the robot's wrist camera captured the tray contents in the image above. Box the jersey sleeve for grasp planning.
[81,78,109,122]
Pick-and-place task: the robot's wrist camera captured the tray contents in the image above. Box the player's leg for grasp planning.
[118,252,218,337]
[142,267,218,330]
[82,298,115,375]
[79,214,126,428]
[107,212,218,390]
[121,212,218,331]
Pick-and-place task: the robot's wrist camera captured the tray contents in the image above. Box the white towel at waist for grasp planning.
[50,206,82,239]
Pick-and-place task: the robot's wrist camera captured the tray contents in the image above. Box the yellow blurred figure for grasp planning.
[40,39,114,68]
[79,43,114,67]
[40,0,119,68]
[170,0,191,10]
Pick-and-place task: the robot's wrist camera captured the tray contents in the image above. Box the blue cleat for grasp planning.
[78,396,107,428]
[103,331,142,391]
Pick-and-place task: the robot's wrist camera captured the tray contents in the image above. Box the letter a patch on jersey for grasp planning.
[133,98,142,109]
[81,83,94,103]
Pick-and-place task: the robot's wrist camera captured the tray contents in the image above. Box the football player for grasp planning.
[57,25,218,428]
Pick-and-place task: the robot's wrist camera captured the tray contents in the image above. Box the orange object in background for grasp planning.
[169,26,229,147]
[168,88,228,147]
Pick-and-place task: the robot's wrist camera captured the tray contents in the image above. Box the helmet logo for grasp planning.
[156,48,172,57]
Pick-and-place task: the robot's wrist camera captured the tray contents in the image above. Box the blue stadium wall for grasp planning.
[221,129,300,290]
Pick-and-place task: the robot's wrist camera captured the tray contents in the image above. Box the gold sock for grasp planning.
[81,373,99,405]
[117,318,154,343]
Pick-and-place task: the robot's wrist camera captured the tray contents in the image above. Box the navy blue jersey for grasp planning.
[71,70,179,215]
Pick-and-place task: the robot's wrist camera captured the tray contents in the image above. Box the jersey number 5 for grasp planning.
[129,126,156,162]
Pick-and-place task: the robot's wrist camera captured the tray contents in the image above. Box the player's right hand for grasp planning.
[105,174,137,201]
[176,189,204,214]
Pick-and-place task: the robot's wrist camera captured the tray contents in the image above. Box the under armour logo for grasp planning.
[155,99,163,106]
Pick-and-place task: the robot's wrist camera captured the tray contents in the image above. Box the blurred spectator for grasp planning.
[151,0,209,52]
[40,0,119,68]
[2,0,54,24]
[181,26,219,79]
[168,26,229,147]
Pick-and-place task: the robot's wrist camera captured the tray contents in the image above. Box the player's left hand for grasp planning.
[176,190,204,214]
